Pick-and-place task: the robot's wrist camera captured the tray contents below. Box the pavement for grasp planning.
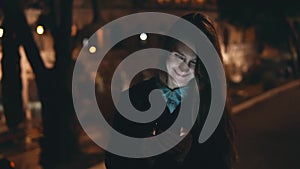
[0,78,299,169]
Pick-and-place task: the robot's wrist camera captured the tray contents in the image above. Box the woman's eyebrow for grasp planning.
[176,51,185,57]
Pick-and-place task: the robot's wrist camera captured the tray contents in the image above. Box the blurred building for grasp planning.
[0,0,299,116]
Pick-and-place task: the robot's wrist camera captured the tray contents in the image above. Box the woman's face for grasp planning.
[166,43,197,88]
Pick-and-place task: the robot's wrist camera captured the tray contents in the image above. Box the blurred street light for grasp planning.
[175,0,181,4]
[157,0,205,4]
[158,0,171,3]
[0,28,3,38]
[71,24,78,37]
[196,0,205,4]
[36,25,44,35]
[89,46,97,53]
[157,0,164,4]
[140,33,148,41]
[83,38,89,46]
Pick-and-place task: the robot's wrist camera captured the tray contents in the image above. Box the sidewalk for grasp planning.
[0,78,299,169]
[231,79,300,114]
[0,122,105,169]
[0,109,104,169]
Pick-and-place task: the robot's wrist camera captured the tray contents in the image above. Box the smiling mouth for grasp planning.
[174,69,188,78]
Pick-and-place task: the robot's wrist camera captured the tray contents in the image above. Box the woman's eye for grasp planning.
[190,61,196,65]
[173,52,185,60]
[189,61,196,68]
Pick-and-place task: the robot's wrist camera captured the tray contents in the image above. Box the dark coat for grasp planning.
[105,78,231,169]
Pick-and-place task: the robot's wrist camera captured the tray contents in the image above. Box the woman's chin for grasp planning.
[169,80,188,88]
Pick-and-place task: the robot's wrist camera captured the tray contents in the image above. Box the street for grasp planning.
[232,86,300,169]
[0,85,299,169]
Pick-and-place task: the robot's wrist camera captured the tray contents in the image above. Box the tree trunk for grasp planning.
[39,0,81,167]
[0,0,80,168]
[91,0,100,23]
[1,18,25,131]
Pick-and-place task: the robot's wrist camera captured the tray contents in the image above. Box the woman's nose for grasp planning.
[178,62,189,72]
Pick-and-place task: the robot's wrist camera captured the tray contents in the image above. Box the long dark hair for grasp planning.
[164,12,237,166]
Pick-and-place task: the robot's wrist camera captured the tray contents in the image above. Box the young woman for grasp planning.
[105,12,236,169]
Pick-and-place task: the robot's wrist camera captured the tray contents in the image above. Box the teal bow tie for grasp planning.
[160,86,188,113]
